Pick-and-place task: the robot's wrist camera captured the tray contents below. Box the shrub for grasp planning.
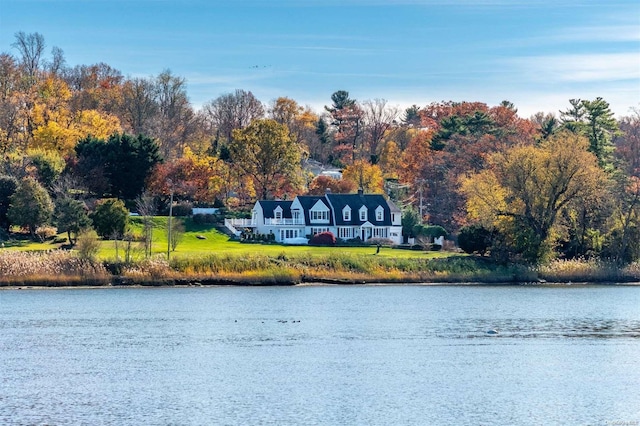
[458,224,492,255]
[91,198,129,238]
[75,229,101,261]
[35,226,58,242]
[192,213,217,224]
[171,202,193,217]
[309,231,336,246]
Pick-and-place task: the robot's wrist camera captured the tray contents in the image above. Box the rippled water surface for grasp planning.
[1,285,639,425]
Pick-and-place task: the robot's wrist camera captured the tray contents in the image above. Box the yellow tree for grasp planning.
[378,140,402,180]
[229,119,302,200]
[342,159,384,194]
[460,131,607,262]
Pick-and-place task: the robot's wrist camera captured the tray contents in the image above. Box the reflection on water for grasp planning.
[1,285,639,425]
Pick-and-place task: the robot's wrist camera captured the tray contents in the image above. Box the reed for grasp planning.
[537,258,640,283]
[0,250,110,286]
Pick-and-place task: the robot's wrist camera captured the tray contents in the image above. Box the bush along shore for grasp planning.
[1,250,639,288]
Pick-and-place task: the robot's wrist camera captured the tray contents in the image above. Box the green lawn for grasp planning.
[4,216,452,261]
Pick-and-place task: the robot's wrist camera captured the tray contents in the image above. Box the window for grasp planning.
[311,210,329,221]
[311,227,329,235]
[376,206,384,222]
[343,206,351,222]
[359,206,367,221]
[338,227,355,239]
[274,206,283,221]
[373,228,388,238]
[280,229,299,240]
[285,229,298,239]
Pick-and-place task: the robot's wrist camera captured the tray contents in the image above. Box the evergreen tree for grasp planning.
[8,177,54,238]
[54,198,91,245]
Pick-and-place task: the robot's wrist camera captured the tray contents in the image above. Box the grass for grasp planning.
[91,216,451,262]
[2,217,638,286]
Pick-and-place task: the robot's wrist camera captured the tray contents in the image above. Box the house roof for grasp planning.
[257,200,293,218]
[295,196,333,225]
[325,193,393,226]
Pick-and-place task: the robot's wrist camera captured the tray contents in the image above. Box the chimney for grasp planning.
[358,188,363,196]
[325,188,332,194]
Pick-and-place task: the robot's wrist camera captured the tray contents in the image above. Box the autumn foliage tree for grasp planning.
[229,119,302,200]
[460,131,607,262]
[148,147,226,204]
[307,175,356,195]
[342,159,384,194]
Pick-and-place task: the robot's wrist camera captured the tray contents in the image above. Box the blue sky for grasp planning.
[1,0,638,117]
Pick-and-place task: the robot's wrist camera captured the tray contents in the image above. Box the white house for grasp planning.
[227,190,403,245]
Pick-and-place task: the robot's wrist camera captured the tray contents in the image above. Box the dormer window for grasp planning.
[375,205,384,222]
[274,206,283,220]
[343,206,351,221]
[310,200,330,223]
[359,206,367,221]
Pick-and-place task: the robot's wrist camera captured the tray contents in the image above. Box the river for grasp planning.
[1,285,639,425]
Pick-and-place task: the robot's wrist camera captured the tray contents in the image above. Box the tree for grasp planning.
[605,176,640,264]
[0,174,18,231]
[106,133,163,200]
[458,224,493,255]
[8,177,53,238]
[136,192,156,258]
[229,119,302,200]
[402,105,421,127]
[12,31,45,80]
[168,218,185,252]
[560,97,618,168]
[153,69,198,159]
[203,89,264,149]
[27,148,65,188]
[269,97,317,159]
[121,76,157,135]
[65,62,124,114]
[401,208,421,241]
[342,159,384,194]
[90,198,128,238]
[147,147,226,204]
[460,131,607,262]
[74,133,163,200]
[361,98,398,160]
[377,140,402,179]
[582,97,618,168]
[615,109,640,177]
[54,197,91,245]
[325,90,364,164]
[307,175,356,195]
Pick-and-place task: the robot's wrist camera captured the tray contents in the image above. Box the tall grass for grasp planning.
[0,250,109,286]
[168,253,535,284]
[2,248,638,287]
[537,258,640,283]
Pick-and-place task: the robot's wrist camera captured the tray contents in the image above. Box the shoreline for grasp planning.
[2,277,639,290]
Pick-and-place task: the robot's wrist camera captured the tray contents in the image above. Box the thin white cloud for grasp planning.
[510,52,640,83]
[552,25,640,43]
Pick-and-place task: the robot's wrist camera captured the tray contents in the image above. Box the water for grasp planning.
[1,285,639,425]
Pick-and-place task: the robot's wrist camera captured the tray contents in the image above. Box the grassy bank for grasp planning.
[1,218,639,287]
[1,249,639,287]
